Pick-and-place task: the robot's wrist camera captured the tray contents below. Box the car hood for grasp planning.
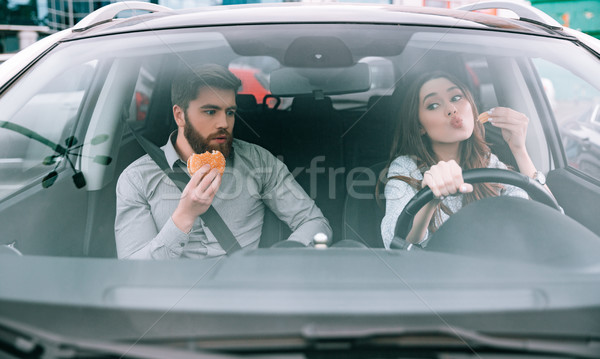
[1,248,600,343]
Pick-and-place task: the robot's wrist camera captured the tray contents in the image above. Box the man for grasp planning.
[115,64,332,259]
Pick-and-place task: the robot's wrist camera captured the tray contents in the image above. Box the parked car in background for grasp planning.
[230,66,271,103]
[0,1,600,358]
[561,103,600,178]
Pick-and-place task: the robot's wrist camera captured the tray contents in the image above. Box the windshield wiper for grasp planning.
[0,121,112,189]
[301,325,600,358]
[0,317,241,359]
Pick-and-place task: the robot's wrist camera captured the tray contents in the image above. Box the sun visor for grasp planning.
[269,63,371,97]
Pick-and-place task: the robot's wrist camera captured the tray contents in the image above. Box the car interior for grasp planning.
[83,54,541,257]
[2,25,595,260]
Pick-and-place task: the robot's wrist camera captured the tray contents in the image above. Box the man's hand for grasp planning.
[172,164,222,233]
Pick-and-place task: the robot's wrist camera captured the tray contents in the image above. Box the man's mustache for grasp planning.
[206,130,232,141]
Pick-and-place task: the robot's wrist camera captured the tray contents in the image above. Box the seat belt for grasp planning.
[124,123,242,254]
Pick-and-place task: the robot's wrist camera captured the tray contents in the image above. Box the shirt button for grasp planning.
[180,242,185,247]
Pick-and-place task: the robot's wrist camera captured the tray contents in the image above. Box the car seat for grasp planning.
[342,161,388,248]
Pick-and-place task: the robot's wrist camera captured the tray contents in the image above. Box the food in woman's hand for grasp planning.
[187,150,226,175]
[478,112,491,124]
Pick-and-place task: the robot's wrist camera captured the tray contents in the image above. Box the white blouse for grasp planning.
[380,154,529,249]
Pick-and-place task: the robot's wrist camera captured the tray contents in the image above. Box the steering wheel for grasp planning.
[392,168,560,245]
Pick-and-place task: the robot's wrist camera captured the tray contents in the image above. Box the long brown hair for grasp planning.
[382,71,503,232]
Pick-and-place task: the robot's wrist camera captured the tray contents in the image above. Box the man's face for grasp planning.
[179,86,236,158]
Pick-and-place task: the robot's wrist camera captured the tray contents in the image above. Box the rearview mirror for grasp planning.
[269,63,371,97]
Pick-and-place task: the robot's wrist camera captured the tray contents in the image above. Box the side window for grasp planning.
[0,60,97,199]
[533,59,600,179]
[127,60,159,129]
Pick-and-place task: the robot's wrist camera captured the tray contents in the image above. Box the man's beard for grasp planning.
[183,116,233,158]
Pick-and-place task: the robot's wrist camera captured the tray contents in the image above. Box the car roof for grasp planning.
[66,3,569,41]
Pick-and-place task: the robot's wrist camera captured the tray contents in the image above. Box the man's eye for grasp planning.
[426,103,439,110]
[205,110,216,115]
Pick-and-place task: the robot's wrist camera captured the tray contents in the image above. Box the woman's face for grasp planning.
[418,77,474,146]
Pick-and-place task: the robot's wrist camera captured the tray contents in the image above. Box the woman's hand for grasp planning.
[485,107,554,196]
[486,107,529,153]
[422,160,473,199]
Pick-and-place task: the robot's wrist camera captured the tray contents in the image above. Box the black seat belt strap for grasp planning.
[125,124,242,254]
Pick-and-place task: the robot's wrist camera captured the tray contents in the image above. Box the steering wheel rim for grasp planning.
[393,168,560,242]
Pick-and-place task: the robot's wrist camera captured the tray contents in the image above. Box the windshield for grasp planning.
[1,19,600,354]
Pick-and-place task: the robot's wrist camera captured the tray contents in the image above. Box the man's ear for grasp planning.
[173,105,186,127]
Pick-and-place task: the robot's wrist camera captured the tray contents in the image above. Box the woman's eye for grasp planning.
[226,110,236,116]
[451,94,463,102]
[426,103,439,110]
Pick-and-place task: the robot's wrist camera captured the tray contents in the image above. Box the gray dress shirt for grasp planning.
[115,136,332,259]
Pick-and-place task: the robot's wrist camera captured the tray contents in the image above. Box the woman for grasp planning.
[380,71,549,248]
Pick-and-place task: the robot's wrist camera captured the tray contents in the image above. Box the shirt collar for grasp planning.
[160,131,236,170]
[161,131,182,170]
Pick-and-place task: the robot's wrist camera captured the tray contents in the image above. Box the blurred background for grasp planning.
[0,0,598,62]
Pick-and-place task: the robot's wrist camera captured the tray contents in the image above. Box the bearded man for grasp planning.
[115,64,331,259]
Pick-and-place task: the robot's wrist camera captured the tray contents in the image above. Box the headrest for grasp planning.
[236,94,258,110]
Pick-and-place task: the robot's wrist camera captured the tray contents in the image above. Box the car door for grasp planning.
[461,45,600,237]
[527,56,600,236]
